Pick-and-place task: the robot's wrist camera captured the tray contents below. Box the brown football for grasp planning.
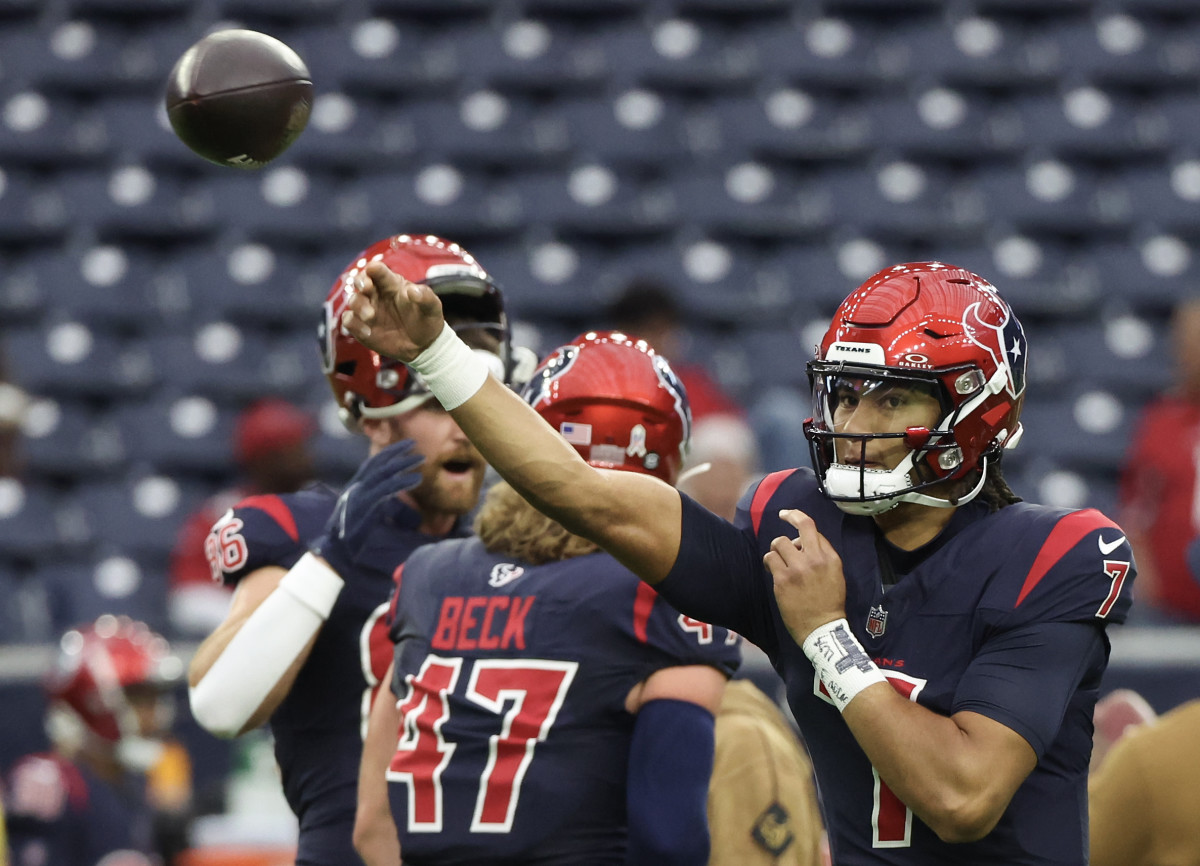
[166,29,312,169]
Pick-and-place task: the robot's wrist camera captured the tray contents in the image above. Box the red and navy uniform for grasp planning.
[384,538,742,866]
[657,468,1136,866]
[207,486,469,866]
[4,753,155,866]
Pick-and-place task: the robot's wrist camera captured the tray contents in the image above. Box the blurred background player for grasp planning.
[168,397,318,637]
[4,615,185,866]
[0,348,27,480]
[343,259,1136,863]
[186,234,526,866]
[708,680,827,866]
[354,331,739,866]
[1119,296,1200,623]
[1088,693,1200,866]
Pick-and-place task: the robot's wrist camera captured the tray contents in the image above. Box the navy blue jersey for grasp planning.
[5,753,155,866]
[658,468,1136,866]
[384,538,742,866]
[205,486,469,866]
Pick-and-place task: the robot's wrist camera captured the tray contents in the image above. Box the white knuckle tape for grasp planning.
[802,618,886,713]
[408,323,490,410]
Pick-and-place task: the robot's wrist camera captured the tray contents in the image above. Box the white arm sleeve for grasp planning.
[188,552,345,738]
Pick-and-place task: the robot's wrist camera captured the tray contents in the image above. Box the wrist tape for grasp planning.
[802,618,886,713]
[408,323,490,410]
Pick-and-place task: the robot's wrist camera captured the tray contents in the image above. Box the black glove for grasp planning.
[312,439,424,576]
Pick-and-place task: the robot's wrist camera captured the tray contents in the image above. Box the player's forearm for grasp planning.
[189,554,342,738]
[841,688,1023,843]
[356,671,403,866]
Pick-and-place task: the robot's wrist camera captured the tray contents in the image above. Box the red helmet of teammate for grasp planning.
[805,262,1028,515]
[522,331,691,485]
[320,234,516,431]
[44,615,182,769]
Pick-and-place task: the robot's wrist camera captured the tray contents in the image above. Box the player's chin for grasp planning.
[430,463,486,511]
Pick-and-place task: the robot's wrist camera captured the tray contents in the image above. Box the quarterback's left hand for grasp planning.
[312,439,424,576]
[766,509,848,645]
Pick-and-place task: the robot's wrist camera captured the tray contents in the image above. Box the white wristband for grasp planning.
[802,618,887,713]
[279,552,345,618]
[408,323,490,410]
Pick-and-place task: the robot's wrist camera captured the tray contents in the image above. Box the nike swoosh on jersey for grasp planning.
[1098,534,1127,556]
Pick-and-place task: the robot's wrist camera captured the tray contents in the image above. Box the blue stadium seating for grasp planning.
[3,0,1200,643]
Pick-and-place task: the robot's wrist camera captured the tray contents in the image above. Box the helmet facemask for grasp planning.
[805,360,1010,515]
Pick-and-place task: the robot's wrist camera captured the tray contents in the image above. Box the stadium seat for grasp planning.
[599,240,791,326]
[0,478,68,560]
[41,556,170,636]
[13,244,161,331]
[142,325,287,402]
[398,94,570,169]
[20,398,127,481]
[557,92,689,168]
[596,18,758,93]
[59,167,217,243]
[698,90,874,163]
[820,160,971,243]
[1041,13,1180,88]
[6,323,154,399]
[0,571,52,643]
[878,15,1053,88]
[0,168,70,244]
[516,167,678,240]
[1011,87,1169,160]
[1016,390,1138,474]
[467,239,608,325]
[671,164,830,241]
[74,476,206,562]
[1089,236,1200,316]
[864,87,1021,160]
[350,167,525,240]
[289,93,413,170]
[968,159,1130,237]
[0,90,109,167]
[110,396,236,476]
[435,19,609,94]
[1118,160,1200,233]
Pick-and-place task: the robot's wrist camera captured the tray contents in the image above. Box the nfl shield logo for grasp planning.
[866,605,888,638]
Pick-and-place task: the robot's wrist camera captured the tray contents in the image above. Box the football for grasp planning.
[165,29,312,169]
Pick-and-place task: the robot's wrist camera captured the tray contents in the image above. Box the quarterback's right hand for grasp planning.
[343,262,445,363]
[312,439,424,575]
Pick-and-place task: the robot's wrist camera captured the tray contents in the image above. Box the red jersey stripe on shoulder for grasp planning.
[237,494,299,543]
[1015,508,1121,608]
[750,469,799,535]
[388,564,405,624]
[633,582,658,643]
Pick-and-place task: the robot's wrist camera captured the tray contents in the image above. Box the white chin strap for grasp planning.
[825,455,990,516]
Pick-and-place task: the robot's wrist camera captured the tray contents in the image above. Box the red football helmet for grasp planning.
[522,331,691,484]
[805,262,1027,515]
[320,234,519,430]
[44,615,181,770]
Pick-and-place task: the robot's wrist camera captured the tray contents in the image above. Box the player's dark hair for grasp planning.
[975,463,1022,511]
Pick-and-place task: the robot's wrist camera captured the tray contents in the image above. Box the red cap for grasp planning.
[233,399,314,465]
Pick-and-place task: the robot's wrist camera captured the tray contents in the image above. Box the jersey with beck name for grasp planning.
[206,486,468,864]
[384,537,743,866]
[657,468,1136,866]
